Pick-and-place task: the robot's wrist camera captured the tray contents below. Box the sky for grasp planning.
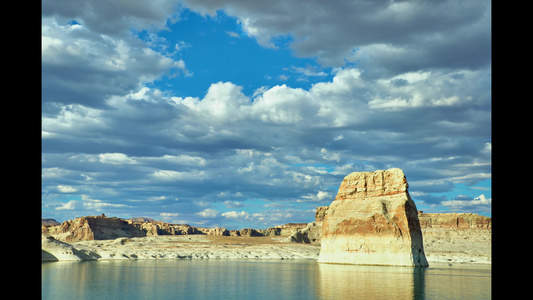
[42,0,491,229]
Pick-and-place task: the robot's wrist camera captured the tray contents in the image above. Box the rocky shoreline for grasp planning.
[42,224,490,264]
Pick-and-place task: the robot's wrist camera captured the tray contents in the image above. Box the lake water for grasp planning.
[42,260,491,299]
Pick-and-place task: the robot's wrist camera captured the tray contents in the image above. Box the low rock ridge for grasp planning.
[42,215,310,243]
[418,212,491,229]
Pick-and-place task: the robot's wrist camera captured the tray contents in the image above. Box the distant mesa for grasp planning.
[41,218,60,226]
[317,168,429,267]
[41,215,309,243]
[418,212,491,229]
[128,217,158,223]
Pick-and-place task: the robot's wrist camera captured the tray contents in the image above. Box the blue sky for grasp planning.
[42,0,491,229]
[146,10,335,97]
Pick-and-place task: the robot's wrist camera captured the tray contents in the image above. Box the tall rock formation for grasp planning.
[317,168,429,267]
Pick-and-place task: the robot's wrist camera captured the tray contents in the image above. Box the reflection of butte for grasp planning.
[317,168,429,267]
[316,264,426,299]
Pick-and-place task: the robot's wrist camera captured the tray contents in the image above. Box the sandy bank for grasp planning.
[42,230,490,264]
[422,228,491,264]
[42,235,321,262]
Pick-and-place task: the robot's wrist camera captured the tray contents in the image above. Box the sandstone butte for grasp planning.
[317,168,429,267]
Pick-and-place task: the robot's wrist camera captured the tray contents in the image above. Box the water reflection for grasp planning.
[316,263,426,299]
[42,260,320,300]
[43,260,490,300]
[422,263,491,299]
[316,262,491,300]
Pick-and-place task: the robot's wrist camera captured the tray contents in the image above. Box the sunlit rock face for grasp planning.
[318,168,429,267]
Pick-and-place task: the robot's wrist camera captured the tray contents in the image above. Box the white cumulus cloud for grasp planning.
[99,153,138,165]
[222,211,250,219]
[57,185,78,193]
[196,209,219,218]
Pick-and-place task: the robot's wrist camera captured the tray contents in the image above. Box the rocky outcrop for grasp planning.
[197,227,230,236]
[225,224,308,237]
[315,206,328,222]
[317,168,429,267]
[44,215,145,242]
[131,221,205,236]
[239,228,263,237]
[418,212,491,229]
[270,223,308,236]
[43,216,212,242]
[42,218,60,226]
[43,215,285,242]
[289,207,328,244]
[290,231,311,243]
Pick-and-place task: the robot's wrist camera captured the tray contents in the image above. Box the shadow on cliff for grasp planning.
[73,248,101,261]
[42,248,102,262]
[42,250,59,262]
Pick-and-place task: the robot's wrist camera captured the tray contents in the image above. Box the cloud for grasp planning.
[56,200,80,211]
[244,208,315,228]
[196,208,220,218]
[42,14,188,114]
[42,0,178,37]
[56,195,130,211]
[298,190,333,203]
[42,167,74,179]
[152,170,207,181]
[175,81,250,119]
[290,65,328,77]
[42,1,491,226]
[183,0,490,70]
[99,153,138,165]
[441,194,491,213]
[225,31,241,39]
[223,201,244,208]
[222,211,249,219]
[43,65,490,221]
[57,185,78,193]
[159,212,181,223]
[142,155,207,167]
[160,212,179,217]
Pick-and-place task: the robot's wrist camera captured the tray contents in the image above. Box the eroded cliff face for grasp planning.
[416,212,491,263]
[42,215,308,242]
[317,168,429,267]
[43,216,210,242]
[43,216,146,242]
[418,212,491,229]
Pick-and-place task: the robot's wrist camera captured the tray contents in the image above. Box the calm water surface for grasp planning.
[42,260,491,299]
